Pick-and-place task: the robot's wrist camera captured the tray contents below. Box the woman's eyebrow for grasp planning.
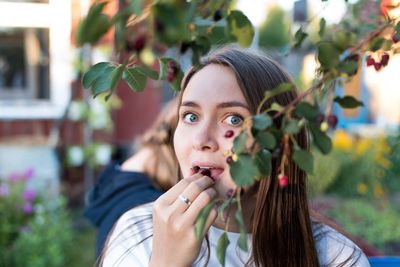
[217,101,250,111]
[180,100,250,111]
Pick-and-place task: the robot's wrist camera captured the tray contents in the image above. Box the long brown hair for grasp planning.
[179,46,320,267]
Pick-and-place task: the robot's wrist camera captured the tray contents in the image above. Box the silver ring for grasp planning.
[178,194,192,206]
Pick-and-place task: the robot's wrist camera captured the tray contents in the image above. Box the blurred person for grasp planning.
[84,98,179,256]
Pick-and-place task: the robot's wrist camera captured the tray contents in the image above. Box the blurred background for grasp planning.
[0,0,399,266]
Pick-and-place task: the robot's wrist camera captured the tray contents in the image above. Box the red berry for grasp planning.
[224,130,234,138]
[278,174,289,188]
[226,156,233,164]
[366,55,375,67]
[315,114,325,124]
[392,34,399,43]
[133,34,146,52]
[327,114,338,129]
[374,62,382,71]
[381,53,390,67]
[166,60,179,82]
[200,168,211,177]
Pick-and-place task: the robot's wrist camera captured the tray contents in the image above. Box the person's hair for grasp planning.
[178,46,359,267]
[134,98,179,191]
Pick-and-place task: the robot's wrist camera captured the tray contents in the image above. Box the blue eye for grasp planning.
[183,113,198,123]
[225,115,243,126]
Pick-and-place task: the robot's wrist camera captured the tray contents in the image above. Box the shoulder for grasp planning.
[313,223,371,267]
[101,203,154,267]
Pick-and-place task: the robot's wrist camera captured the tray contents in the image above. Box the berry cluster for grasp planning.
[316,113,338,132]
[366,52,390,71]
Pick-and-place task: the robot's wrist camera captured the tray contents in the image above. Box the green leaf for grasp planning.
[135,65,159,80]
[217,198,237,215]
[255,149,272,177]
[158,58,172,80]
[227,10,254,47]
[292,149,314,174]
[334,96,364,109]
[256,131,277,150]
[269,102,284,112]
[82,62,114,89]
[233,132,248,154]
[252,114,272,130]
[319,18,326,37]
[293,27,308,48]
[318,42,340,69]
[170,71,184,92]
[309,123,332,154]
[338,60,358,75]
[284,119,300,134]
[235,210,248,252]
[369,37,385,52]
[216,232,230,267]
[123,67,147,92]
[295,102,319,120]
[91,65,117,97]
[395,22,400,41]
[264,82,293,101]
[194,202,215,240]
[75,2,112,46]
[230,154,259,187]
[332,30,356,51]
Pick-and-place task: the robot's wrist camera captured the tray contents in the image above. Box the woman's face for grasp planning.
[174,64,252,198]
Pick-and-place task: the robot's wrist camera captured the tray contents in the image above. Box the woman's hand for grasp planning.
[149,172,217,267]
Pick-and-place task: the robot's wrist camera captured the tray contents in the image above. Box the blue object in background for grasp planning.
[369,257,400,267]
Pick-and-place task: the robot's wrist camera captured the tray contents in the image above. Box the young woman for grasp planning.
[100,47,370,267]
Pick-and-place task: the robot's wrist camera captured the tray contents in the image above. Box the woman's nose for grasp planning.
[192,121,219,152]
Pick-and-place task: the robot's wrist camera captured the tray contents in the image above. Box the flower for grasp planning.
[0,184,9,197]
[23,202,33,215]
[23,168,35,181]
[9,172,21,182]
[332,130,353,151]
[22,189,37,202]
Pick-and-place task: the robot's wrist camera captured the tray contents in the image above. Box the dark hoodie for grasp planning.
[84,163,162,256]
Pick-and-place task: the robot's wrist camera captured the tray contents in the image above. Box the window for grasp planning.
[0,27,50,100]
[0,0,72,119]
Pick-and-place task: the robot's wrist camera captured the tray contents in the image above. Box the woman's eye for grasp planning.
[183,113,198,123]
[224,115,243,126]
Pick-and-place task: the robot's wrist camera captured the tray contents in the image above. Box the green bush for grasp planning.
[308,130,398,200]
[0,170,74,267]
[328,199,400,249]
[13,199,73,267]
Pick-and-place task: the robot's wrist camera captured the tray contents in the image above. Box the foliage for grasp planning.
[76,0,400,262]
[0,170,74,267]
[308,130,399,201]
[328,199,400,249]
[258,5,291,50]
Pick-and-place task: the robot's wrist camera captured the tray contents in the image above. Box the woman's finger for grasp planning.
[182,187,217,225]
[169,175,215,214]
[157,173,202,205]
